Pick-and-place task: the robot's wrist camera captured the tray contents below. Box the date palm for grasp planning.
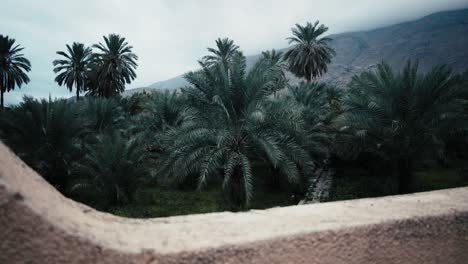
[0,35,31,110]
[92,34,138,97]
[53,42,93,101]
[77,97,125,134]
[130,90,191,160]
[261,49,286,93]
[70,132,148,207]
[0,97,81,190]
[202,38,239,67]
[161,51,312,208]
[261,49,283,63]
[284,21,335,83]
[342,61,468,193]
[288,82,343,159]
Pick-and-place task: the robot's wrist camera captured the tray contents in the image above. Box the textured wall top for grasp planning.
[1,141,468,264]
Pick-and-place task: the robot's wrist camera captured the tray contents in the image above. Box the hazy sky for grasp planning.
[2,0,468,104]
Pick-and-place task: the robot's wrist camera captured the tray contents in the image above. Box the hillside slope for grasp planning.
[134,9,468,94]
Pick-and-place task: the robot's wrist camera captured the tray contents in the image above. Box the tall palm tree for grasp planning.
[161,51,313,208]
[202,38,239,67]
[53,42,93,101]
[342,61,468,193]
[91,34,138,97]
[283,21,335,83]
[0,35,31,110]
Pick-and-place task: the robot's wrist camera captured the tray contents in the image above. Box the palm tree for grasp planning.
[0,35,31,110]
[91,34,138,97]
[130,90,191,160]
[0,96,81,190]
[70,132,148,207]
[161,51,313,208]
[283,21,335,83]
[288,82,343,158]
[77,97,125,133]
[202,38,239,67]
[262,49,283,62]
[53,42,92,101]
[144,90,189,131]
[261,49,286,94]
[342,61,468,193]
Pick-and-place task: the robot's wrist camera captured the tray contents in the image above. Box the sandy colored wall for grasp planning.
[1,141,468,264]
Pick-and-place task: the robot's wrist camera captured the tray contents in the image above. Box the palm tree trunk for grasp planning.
[396,159,414,194]
[268,167,281,190]
[76,88,80,101]
[0,89,4,111]
[223,167,245,210]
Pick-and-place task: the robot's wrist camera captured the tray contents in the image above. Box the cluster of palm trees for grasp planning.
[53,34,138,100]
[0,33,138,111]
[1,21,467,211]
[0,22,331,108]
[342,62,468,193]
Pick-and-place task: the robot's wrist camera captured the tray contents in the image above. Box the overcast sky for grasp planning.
[2,0,468,104]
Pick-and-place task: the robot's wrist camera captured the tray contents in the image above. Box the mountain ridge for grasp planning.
[125,8,468,96]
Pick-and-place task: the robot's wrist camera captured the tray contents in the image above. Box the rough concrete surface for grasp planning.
[1,141,468,264]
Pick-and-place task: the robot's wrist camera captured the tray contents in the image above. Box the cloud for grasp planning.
[1,0,467,104]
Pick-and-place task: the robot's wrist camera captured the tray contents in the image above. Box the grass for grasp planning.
[327,168,394,201]
[328,159,468,202]
[413,167,468,192]
[108,159,468,218]
[107,188,223,218]
[107,187,293,218]
[413,158,468,191]
[250,190,293,209]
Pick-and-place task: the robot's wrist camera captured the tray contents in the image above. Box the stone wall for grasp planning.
[1,141,467,264]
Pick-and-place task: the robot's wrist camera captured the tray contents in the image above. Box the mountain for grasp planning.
[128,8,468,95]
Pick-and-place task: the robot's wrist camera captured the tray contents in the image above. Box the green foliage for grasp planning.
[70,131,149,207]
[107,188,223,218]
[107,186,294,218]
[0,97,81,190]
[0,96,149,209]
[413,166,468,192]
[2,30,468,218]
[51,34,138,99]
[132,91,190,161]
[53,42,93,101]
[287,82,343,156]
[76,97,125,134]
[160,49,313,208]
[341,61,468,193]
[0,35,31,109]
[202,38,240,67]
[88,34,138,97]
[328,159,468,202]
[119,93,151,115]
[283,21,335,82]
[143,90,189,132]
[327,168,394,201]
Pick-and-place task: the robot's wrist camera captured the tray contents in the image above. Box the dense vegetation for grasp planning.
[1,22,468,217]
